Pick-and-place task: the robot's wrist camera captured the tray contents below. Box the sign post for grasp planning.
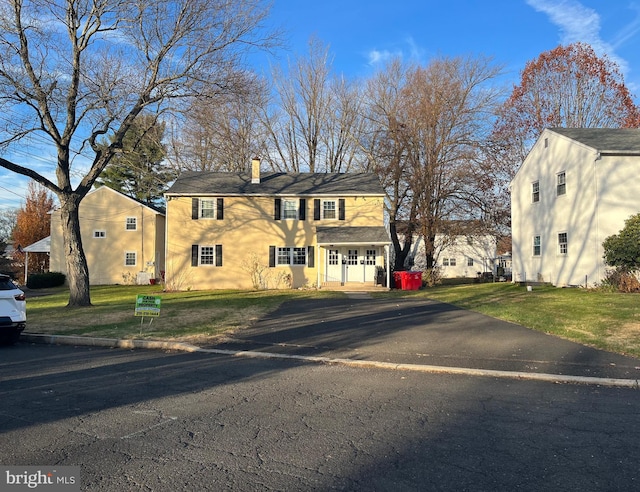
[135,295,161,327]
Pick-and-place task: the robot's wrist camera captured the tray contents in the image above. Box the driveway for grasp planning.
[209,297,640,381]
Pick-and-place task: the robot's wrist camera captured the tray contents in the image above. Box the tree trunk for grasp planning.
[59,195,92,307]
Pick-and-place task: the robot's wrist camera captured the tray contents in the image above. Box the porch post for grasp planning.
[316,245,320,288]
[385,245,390,288]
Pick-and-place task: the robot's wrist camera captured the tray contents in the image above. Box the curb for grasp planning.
[22,333,640,389]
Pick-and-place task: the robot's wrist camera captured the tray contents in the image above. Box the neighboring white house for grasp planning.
[404,233,497,278]
[510,127,640,287]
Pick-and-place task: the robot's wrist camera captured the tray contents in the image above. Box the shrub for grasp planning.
[600,268,640,293]
[26,271,66,289]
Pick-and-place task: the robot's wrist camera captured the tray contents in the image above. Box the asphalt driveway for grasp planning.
[209,297,640,381]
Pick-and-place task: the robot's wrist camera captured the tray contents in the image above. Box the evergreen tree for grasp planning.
[97,115,174,205]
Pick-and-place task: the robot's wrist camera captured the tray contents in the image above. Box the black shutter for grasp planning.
[314,199,320,220]
[217,198,224,220]
[191,245,199,266]
[299,199,306,220]
[339,198,345,221]
[192,198,199,220]
[274,198,281,220]
[307,246,314,268]
[269,246,276,267]
[215,244,223,267]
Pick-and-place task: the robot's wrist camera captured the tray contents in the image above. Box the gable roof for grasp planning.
[165,172,385,196]
[549,128,640,155]
[89,185,166,214]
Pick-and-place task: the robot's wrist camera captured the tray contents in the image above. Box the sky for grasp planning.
[1,0,640,212]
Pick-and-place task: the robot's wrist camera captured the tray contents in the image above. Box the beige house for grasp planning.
[50,186,166,285]
[511,128,640,287]
[164,161,390,290]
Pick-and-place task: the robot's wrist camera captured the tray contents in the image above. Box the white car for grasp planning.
[0,274,26,345]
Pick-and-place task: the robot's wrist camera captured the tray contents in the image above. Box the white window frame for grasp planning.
[276,246,307,266]
[442,258,449,266]
[200,246,215,265]
[558,232,568,255]
[282,199,298,220]
[124,251,137,267]
[533,235,541,256]
[322,200,337,220]
[125,217,137,230]
[532,181,540,203]
[200,199,216,219]
[556,172,566,196]
[93,230,106,238]
[467,257,474,267]
[449,258,457,267]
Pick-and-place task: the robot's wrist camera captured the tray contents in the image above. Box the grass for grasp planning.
[25,285,343,345]
[380,283,640,358]
[24,283,640,358]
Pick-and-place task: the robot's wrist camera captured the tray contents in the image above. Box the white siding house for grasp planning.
[405,233,497,278]
[510,128,640,287]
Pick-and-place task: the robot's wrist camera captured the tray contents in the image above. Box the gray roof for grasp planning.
[166,172,385,196]
[316,226,390,245]
[549,128,640,154]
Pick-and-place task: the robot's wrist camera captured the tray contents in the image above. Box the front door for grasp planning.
[325,247,380,284]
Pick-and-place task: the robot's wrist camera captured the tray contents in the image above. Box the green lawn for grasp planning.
[25,285,343,345]
[380,283,640,358]
[24,283,640,358]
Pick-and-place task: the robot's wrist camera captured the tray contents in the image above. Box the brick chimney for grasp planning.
[251,157,261,184]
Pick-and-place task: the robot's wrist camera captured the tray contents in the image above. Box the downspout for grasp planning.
[593,152,601,286]
[140,204,145,275]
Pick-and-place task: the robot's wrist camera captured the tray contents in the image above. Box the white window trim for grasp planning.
[282,199,298,220]
[276,246,307,266]
[558,232,568,255]
[125,217,137,231]
[93,230,106,238]
[200,199,216,219]
[199,245,216,266]
[532,181,540,203]
[556,171,566,197]
[322,200,337,220]
[124,251,137,267]
[533,235,541,257]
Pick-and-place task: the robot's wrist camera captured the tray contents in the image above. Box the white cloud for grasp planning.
[526,0,628,73]
[367,48,400,66]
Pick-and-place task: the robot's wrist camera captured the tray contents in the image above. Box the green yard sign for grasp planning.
[135,295,161,317]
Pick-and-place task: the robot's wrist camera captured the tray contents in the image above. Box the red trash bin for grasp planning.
[406,271,422,290]
[393,271,404,289]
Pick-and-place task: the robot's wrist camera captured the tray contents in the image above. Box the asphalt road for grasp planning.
[1,343,639,491]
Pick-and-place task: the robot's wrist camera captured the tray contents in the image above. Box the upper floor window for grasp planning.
[93,230,106,238]
[323,200,337,219]
[283,200,298,219]
[558,232,568,255]
[200,199,216,218]
[556,172,566,196]
[532,181,540,203]
[467,258,474,267]
[192,198,223,220]
[533,235,541,256]
[126,217,137,230]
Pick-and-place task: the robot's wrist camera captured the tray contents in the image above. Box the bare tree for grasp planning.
[362,56,503,272]
[361,58,417,270]
[0,0,277,306]
[259,37,366,173]
[168,73,269,172]
[402,56,503,271]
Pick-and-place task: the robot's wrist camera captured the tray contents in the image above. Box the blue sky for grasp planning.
[1,0,640,211]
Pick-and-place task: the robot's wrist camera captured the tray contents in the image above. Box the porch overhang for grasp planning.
[316,226,391,246]
[315,226,391,289]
